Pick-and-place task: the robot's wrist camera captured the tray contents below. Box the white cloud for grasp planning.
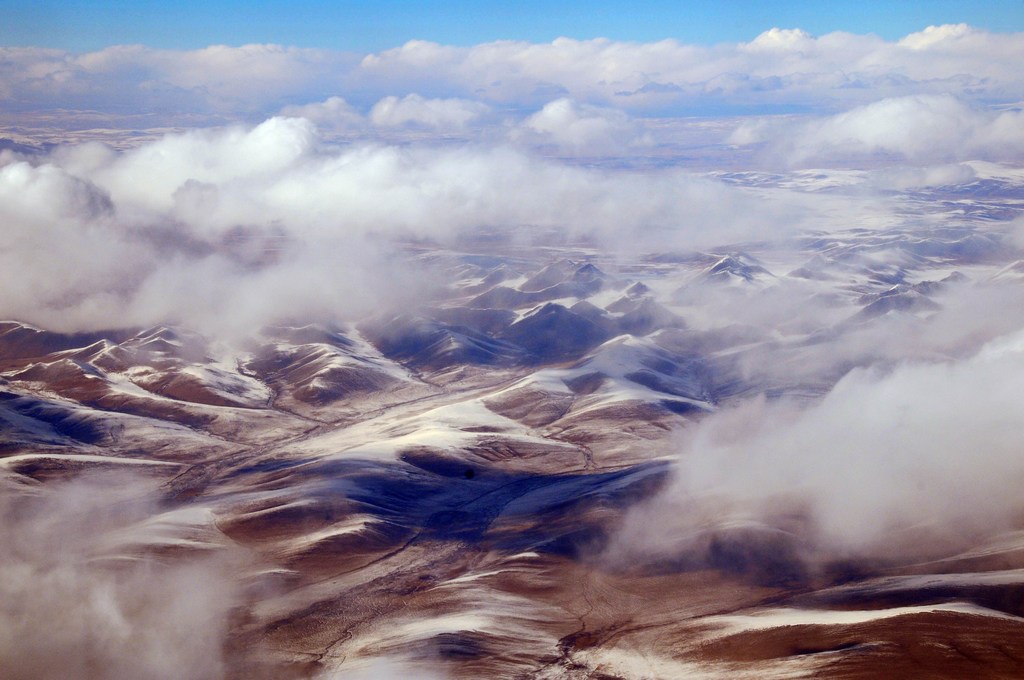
[612,324,1024,569]
[730,95,1024,166]
[280,96,365,131]
[355,26,1024,111]
[519,98,651,154]
[0,474,245,680]
[0,118,811,334]
[0,44,355,121]
[0,161,148,327]
[2,26,1023,123]
[369,93,490,130]
[745,27,815,51]
[899,23,977,49]
[96,116,319,213]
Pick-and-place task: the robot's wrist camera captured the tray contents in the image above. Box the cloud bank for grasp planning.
[2,25,1022,124]
[0,26,1018,339]
[1,116,818,334]
[731,95,1024,166]
[612,325,1024,574]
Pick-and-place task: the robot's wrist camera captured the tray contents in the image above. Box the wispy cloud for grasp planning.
[0,474,245,680]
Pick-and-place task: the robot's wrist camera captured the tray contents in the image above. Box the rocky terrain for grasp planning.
[4,160,1024,678]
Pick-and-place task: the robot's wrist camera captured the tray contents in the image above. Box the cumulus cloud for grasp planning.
[0,116,817,334]
[0,474,244,680]
[0,120,401,334]
[743,27,816,51]
[612,322,1024,573]
[518,98,651,154]
[279,96,366,131]
[2,25,1023,124]
[1,24,1018,336]
[0,161,146,326]
[899,22,982,49]
[730,95,1024,166]
[354,26,1024,112]
[369,94,490,130]
[0,42,425,122]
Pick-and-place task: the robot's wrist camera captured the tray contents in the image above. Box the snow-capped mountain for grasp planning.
[5,164,1024,678]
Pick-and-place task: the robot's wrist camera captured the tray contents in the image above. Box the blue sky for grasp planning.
[3,0,1023,52]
